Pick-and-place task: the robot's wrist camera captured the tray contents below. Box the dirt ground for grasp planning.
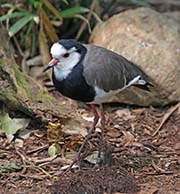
[0,94,180,194]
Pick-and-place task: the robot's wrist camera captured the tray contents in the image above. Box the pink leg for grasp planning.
[65,104,99,171]
[96,104,106,162]
[100,103,105,139]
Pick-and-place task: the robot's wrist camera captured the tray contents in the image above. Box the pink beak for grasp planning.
[43,58,59,72]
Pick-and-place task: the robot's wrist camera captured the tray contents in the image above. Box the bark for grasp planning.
[0,24,73,123]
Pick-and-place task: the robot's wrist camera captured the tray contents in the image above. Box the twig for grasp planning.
[12,36,30,73]
[12,36,24,56]
[144,171,174,176]
[74,14,92,36]
[91,10,102,23]
[21,50,30,73]
[21,164,53,178]
[35,165,53,178]
[15,147,27,174]
[27,144,49,154]
[76,0,101,40]
[17,173,48,180]
[35,155,58,165]
[151,160,166,173]
[137,171,174,177]
[152,102,180,136]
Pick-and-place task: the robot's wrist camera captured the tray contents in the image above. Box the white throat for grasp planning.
[52,44,81,81]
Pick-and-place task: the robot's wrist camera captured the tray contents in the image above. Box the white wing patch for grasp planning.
[128,75,146,85]
[92,75,146,104]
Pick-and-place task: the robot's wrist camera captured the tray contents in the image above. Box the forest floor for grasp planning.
[0,94,180,194]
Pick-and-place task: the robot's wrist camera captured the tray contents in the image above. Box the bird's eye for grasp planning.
[63,53,69,58]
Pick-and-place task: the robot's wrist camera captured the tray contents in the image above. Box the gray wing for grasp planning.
[83,44,152,92]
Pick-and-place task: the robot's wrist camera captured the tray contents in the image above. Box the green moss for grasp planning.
[37,89,71,113]
[13,66,33,100]
[0,58,7,69]
[14,67,27,87]
[1,88,21,108]
[37,90,56,105]
[1,87,34,117]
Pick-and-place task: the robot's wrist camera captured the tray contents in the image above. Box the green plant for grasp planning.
[0,0,100,64]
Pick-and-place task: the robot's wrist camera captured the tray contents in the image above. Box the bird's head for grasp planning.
[43,39,86,72]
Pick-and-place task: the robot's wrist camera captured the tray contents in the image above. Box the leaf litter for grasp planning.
[0,100,180,194]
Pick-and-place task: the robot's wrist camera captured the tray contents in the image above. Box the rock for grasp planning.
[90,8,180,106]
[147,0,180,13]
[147,0,180,7]
[163,11,180,23]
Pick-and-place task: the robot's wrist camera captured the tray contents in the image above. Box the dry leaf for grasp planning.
[39,17,50,64]
[47,122,64,144]
[66,136,83,152]
[18,129,35,140]
[40,8,58,42]
[84,151,99,164]
[107,128,121,138]
[173,141,180,150]
[42,0,62,21]
[116,108,135,120]
[138,185,159,194]
[121,130,135,147]
[15,138,24,148]
[26,55,42,67]
[62,119,87,137]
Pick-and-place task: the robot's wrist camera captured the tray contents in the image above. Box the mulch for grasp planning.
[0,100,180,194]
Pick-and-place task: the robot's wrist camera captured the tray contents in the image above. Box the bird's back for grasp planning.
[83,44,152,93]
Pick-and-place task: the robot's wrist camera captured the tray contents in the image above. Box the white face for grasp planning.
[50,42,81,81]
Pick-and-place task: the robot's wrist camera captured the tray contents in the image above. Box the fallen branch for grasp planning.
[153,102,180,136]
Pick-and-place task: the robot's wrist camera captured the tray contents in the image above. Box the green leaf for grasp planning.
[0,161,22,173]
[0,113,23,135]
[62,0,69,5]
[25,0,42,8]
[9,14,33,37]
[48,143,61,157]
[0,12,30,22]
[1,3,15,8]
[1,3,27,12]
[60,7,89,18]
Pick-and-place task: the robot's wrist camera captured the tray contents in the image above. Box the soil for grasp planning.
[0,95,180,194]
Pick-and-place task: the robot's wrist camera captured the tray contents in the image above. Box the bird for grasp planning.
[43,39,153,169]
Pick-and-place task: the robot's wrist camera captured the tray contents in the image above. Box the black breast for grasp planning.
[52,63,96,102]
